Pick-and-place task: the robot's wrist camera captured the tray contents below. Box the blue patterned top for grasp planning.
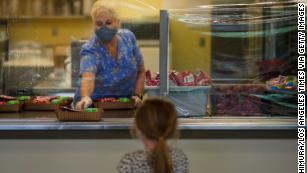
[74,29,143,102]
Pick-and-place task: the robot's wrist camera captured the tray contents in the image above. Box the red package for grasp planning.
[149,69,212,86]
[145,70,160,86]
[169,70,178,85]
[173,71,195,86]
[194,69,212,86]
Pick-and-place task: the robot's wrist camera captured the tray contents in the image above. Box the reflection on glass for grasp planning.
[1,0,160,96]
[156,1,298,117]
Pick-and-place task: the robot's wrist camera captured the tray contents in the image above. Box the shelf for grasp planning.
[0,15,160,23]
[0,15,91,21]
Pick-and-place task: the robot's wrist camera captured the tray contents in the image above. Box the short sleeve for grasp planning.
[129,31,144,69]
[172,148,189,173]
[79,48,98,75]
[117,154,133,173]
[181,152,189,173]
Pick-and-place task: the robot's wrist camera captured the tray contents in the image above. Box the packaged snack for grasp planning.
[266,75,297,92]
[194,69,212,86]
[145,70,160,86]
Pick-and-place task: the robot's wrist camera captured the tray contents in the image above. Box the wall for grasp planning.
[6,0,162,73]
[162,0,212,74]
[7,0,163,46]
[141,46,159,72]
[162,0,263,7]
[8,19,93,46]
[163,0,211,9]
[169,19,212,74]
[0,139,296,173]
[117,0,161,21]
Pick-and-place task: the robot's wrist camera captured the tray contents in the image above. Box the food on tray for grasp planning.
[51,99,62,104]
[30,96,72,105]
[7,100,19,105]
[85,108,98,112]
[96,97,117,102]
[0,95,16,100]
[0,100,20,105]
[118,98,130,102]
[24,96,73,111]
[56,106,102,122]
[0,95,21,112]
[58,97,73,105]
[32,98,51,104]
[95,97,131,102]
[0,99,21,112]
[0,97,20,105]
[94,97,134,110]
[60,106,98,113]
[60,106,81,112]
[17,96,31,101]
[31,96,58,104]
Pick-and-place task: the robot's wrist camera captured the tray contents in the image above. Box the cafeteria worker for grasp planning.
[74,0,145,110]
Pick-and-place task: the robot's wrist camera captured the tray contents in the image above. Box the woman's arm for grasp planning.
[134,64,146,96]
[80,72,95,97]
[129,31,145,97]
[76,72,95,110]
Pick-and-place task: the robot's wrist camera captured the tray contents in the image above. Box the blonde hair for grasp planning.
[133,98,178,173]
[90,0,118,21]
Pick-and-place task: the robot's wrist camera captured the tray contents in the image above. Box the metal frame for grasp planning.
[159,10,169,96]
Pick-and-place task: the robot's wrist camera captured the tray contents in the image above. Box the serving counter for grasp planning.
[0,111,297,139]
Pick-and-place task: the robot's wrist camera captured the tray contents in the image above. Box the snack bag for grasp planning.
[194,69,212,86]
[169,70,195,86]
[145,70,160,86]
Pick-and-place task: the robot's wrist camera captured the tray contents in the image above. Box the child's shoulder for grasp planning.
[118,150,151,173]
[170,147,187,158]
[169,147,189,172]
[121,149,148,162]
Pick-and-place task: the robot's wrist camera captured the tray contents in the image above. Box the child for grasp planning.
[117,98,189,173]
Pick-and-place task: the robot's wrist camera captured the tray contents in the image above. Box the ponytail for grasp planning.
[150,137,173,173]
[134,98,178,173]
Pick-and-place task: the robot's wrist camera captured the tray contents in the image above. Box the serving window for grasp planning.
[0,0,299,118]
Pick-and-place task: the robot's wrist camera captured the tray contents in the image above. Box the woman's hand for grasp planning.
[77,73,95,110]
[131,95,142,107]
[76,96,92,110]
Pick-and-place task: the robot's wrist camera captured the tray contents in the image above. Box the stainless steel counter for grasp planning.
[0,116,297,130]
[0,111,298,139]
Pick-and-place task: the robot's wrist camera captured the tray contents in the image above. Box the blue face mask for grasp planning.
[95,27,118,43]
